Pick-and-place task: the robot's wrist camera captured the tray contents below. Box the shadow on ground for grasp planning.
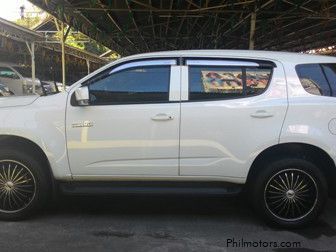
[49,193,249,216]
[1,194,336,251]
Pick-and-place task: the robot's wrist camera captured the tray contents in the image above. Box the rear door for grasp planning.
[179,58,288,179]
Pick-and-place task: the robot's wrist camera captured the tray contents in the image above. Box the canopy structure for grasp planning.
[0,17,106,64]
[0,17,107,89]
[28,0,336,56]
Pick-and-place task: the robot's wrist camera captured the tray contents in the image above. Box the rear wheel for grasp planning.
[251,158,327,228]
[0,149,50,220]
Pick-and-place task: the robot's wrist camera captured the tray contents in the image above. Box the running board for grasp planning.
[58,181,243,196]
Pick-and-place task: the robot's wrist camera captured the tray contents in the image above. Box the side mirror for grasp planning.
[75,86,89,106]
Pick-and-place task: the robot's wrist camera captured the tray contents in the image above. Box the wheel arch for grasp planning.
[247,142,336,196]
[0,135,56,190]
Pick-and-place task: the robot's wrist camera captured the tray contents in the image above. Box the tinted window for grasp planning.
[0,67,19,79]
[321,64,336,96]
[189,65,271,101]
[246,68,272,95]
[296,64,331,96]
[88,65,170,105]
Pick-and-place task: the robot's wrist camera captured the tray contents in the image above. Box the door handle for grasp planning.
[151,113,174,121]
[250,110,274,118]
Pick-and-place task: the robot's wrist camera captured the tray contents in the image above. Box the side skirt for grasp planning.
[58,181,243,196]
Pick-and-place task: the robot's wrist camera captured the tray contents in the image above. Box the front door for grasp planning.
[66,59,181,177]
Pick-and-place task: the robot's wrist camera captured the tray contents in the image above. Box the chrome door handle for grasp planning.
[151,113,174,121]
[250,110,274,118]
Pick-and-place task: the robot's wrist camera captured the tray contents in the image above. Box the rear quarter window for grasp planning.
[295,64,331,96]
[321,64,336,96]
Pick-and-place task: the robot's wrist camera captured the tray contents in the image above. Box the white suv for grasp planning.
[0,50,335,228]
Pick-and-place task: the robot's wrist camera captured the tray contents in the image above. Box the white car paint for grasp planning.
[0,92,70,179]
[179,59,287,178]
[0,95,39,108]
[280,62,336,154]
[66,59,180,177]
[0,50,335,185]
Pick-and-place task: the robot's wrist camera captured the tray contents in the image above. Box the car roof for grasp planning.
[114,50,336,65]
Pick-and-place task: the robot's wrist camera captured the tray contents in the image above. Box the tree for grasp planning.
[16,7,119,59]
[15,5,43,29]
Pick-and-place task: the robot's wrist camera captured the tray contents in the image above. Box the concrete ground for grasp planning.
[0,194,335,252]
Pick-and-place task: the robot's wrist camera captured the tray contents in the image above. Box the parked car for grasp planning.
[0,83,14,96]
[41,80,67,93]
[0,63,42,95]
[0,50,336,228]
[41,81,64,95]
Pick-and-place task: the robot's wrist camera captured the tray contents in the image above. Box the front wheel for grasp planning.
[251,158,327,228]
[0,149,51,220]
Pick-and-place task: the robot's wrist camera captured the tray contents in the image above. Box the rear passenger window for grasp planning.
[246,68,272,95]
[296,64,331,96]
[189,67,243,100]
[189,65,272,101]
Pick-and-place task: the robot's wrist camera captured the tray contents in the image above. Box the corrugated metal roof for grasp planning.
[28,0,336,56]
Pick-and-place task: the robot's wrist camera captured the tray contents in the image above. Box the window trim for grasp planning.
[186,59,259,67]
[186,60,274,102]
[182,57,277,68]
[80,58,178,88]
[110,59,176,74]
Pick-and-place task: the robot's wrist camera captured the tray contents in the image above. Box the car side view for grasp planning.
[0,50,335,228]
[0,63,42,95]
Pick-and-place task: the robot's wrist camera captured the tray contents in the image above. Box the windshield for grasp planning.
[12,66,32,78]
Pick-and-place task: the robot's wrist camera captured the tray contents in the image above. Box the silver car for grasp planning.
[0,83,14,96]
[0,63,42,95]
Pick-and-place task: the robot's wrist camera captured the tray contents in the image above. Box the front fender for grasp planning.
[0,93,72,180]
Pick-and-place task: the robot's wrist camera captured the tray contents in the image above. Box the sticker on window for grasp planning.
[201,70,243,93]
[246,69,271,94]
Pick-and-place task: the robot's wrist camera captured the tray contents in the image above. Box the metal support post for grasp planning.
[249,12,256,50]
[61,22,66,91]
[86,59,90,75]
[26,41,36,94]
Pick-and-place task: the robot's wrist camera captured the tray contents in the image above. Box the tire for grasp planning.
[250,158,327,228]
[0,148,51,220]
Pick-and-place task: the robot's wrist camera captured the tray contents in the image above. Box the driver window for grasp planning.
[88,65,170,105]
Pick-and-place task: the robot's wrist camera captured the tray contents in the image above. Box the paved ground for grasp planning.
[0,194,335,252]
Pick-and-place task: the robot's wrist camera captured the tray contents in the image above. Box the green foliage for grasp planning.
[54,30,86,51]
[54,28,117,58]
[17,10,119,59]
[85,41,109,55]
[15,5,43,29]
[15,15,41,29]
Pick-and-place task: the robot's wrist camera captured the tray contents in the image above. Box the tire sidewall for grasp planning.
[252,158,327,228]
[0,148,50,220]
